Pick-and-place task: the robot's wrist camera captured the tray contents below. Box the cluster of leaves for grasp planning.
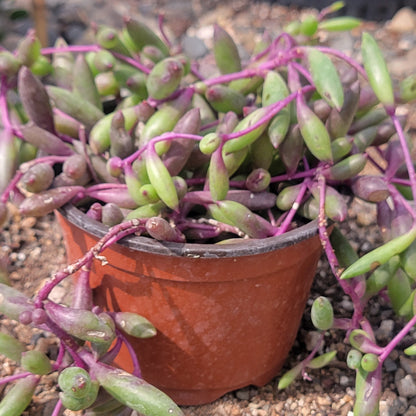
[0,1,415,414]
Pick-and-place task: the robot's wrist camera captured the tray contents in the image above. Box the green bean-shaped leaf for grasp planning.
[21,350,52,375]
[0,51,21,77]
[114,312,156,338]
[73,54,102,110]
[0,283,34,321]
[0,375,39,416]
[360,353,379,373]
[341,227,416,279]
[297,94,333,162]
[208,147,229,201]
[346,349,362,370]
[18,66,55,133]
[307,350,337,369]
[87,360,184,416]
[46,86,104,131]
[0,333,25,363]
[330,226,359,269]
[311,296,334,330]
[353,366,381,416]
[205,85,246,115]
[400,240,416,279]
[277,363,303,389]
[59,381,99,411]
[307,48,344,110]
[223,107,270,154]
[325,153,367,181]
[210,200,275,238]
[318,16,361,32]
[387,268,413,317]
[125,201,165,220]
[213,24,241,74]
[58,367,93,399]
[146,146,179,210]
[123,16,169,56]
[365,255,400,298]
[405,344,416,356]
[361,32,394,106]
[146,57,184,100]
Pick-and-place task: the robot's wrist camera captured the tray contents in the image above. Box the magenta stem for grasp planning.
[35,220,145,306]
[392,114,416,201]
[313,46,368,78]
[41,44,100,55]
[379,310,416,363]
[0,76,12,131]
[51,399,64,416]
[274,179,310,235]
[158,13,172,49]
[0,372,33,386]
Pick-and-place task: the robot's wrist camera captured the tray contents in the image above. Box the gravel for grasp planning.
[1,1,416,415]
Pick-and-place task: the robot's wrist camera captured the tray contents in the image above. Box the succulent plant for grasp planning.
[0,1,416,415]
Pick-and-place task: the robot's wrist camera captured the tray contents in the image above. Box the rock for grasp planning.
[405,406,416,416]
[384,357,398,373]
[380,390,408,416]
[182,35,209,59]
[376,319,395,341]
[304,330,323,352]
[400,356,416,375]
[235,388,250,401]
[396,375,416,397]
[339,375,350,386]
[388,8,416,33]
[380,390,399,416]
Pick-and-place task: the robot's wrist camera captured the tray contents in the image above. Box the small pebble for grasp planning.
[396,375,416,397]
[401,356,416,375]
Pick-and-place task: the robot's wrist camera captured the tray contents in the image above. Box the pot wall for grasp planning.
[55,206,323,405]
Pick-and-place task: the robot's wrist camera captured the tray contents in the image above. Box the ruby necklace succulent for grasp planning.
[0,1,416,415]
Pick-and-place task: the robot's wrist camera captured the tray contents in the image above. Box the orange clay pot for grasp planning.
[56,205,323,405]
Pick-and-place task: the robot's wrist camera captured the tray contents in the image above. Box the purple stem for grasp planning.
[203,68,266,87]
[301,331,325,380]
[316,173,366,332]
[270,167,318,184]
[51,399,64,416]
[391,178,413,187]
[41,44,100,55]
[123,132,203,166]
[100,334,123,364]
[379,308,416,363]
[290,61,314,85]
[0,76,12,131]
[222,86,314,141]
[112,51,151,74]
[158,13,172,49]
[274,179,310,235]
[117,330,142,377]
[0,371,33,386]
[313,46,367,78]
[35,220,146,306]
[79,124,100,184]
[392,114,416,201]
[0,155,68,203]
[387,183,416,222]
[251,32,295,63]
[44,315,86,368]
[71,260,93,310]
[53,344,67,369]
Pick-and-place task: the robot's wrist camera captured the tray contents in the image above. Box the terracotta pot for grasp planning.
[55,204,323,405]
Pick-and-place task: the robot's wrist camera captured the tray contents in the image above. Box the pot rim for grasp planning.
[58,204,320,259]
